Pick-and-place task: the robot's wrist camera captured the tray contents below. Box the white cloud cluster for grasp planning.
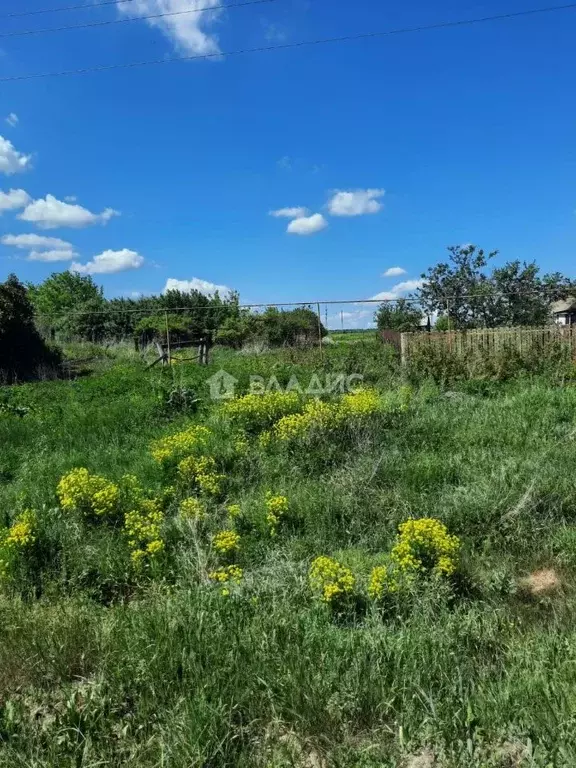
[371,279,424,301]
[71,248,144,275]
[382,266,406,277]
[117,0,222,55]
[269,206,308,219]
[287,213,327,236]
[5,114,19,128]
[270,187,386,237]
[0,188,30,213]
[1,233,72,249]
[164,277,231,295]
[327,188,384,216]
[19,194,119,229]
[0,135,31,175]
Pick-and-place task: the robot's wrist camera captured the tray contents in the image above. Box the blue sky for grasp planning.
[0,0,574,327]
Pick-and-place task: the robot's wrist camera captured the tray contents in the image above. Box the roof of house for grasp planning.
[551,297,576,314]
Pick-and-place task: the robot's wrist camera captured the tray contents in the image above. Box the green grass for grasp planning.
[1,345,576,766]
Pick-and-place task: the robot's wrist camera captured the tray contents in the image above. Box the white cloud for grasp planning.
[327,188,384,216]
[1,233,72,249]
[328,308,375,330]
[371,279,424,301]
[269,206,309,219]
[163,277,231,295]
[28,248,77,262]
[118,0,222,55]
[382,266,406,278]
[5,113,18,127]
[71,248,144,275]
[0,188,30,213]
[287,213,328,236]
[0,135,31,175]
[19,194,119,229]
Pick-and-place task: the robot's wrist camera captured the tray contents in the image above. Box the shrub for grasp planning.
[0,274,62,383]
[308,555,355,604]
[390,518,460,577]
[221,390,303,434]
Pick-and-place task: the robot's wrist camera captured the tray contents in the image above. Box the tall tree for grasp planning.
[0,274,61,382]
[28,272,106,340]
[375,298,423,331]
[417,245,572,328]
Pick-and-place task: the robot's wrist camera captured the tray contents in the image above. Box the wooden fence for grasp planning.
[398,325,576,365]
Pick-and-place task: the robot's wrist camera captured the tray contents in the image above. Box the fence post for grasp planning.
[400,332,407,366]
[317,302,323,358]
[164,311,171,365]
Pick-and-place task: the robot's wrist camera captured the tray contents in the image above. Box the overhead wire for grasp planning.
[1,2,575,83]
[0,0,138,19]
[0,0,277,39]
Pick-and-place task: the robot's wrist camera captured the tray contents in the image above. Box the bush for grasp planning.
[0,275,62,383]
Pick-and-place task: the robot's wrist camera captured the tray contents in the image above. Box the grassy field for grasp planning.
[1,342,576,767]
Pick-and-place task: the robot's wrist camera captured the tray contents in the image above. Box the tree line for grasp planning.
[0,271,327,381]
[376,245,574,331]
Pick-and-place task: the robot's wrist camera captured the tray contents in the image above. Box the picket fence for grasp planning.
[396,325,576,365]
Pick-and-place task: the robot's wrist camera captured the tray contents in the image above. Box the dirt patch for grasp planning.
[404,748,435,768]
[518,567,561,598]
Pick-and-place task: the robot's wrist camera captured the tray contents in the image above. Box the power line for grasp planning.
[0,0,276,40]
[0,0,137,20]
[1,2,575,83]
[33,287,572,318]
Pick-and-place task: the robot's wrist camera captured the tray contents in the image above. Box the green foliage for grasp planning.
[0,274,61,383]
[418,244,573,329]
[2,351,576,764]
[216,306,327,348]
[375,297,423,331]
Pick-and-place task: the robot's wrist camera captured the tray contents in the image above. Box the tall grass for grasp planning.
[0,349,576,765]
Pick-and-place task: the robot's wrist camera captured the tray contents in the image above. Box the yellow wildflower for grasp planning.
[221,391,302,433]
[179,497,206,521]
[265,492,289,536]
[391,518,460,577]
[213,529,240,556]
[309,555,355,604]
[226,504,242,519]
[177,455,223,497]
[57,468,119,518]
[150,424,211,464]
[367,564,399,600]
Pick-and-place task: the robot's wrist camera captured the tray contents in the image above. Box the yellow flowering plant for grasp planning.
[309,555,355,606]
[150,424,212,465]
[391,518,460,578]
[179,497,207,521]
[177,455,223,497]
[265,492,289,536]
[213,529,240,558]
[124,498,165,569]
[221,391,302,434]
[208,564,243,596]
[367,564,400,601]
[57,468,120,519]
[0,509,36,581]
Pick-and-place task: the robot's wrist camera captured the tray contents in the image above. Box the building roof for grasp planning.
[551,297,576,314]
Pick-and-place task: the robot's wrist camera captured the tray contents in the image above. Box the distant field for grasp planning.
[1,342,576,766]
[328,328,377,344]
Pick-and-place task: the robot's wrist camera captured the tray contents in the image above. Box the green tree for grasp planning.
[418,245,572,329]
[28,271,106,340]
[375,298,423,331]
[0,274,61,382]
